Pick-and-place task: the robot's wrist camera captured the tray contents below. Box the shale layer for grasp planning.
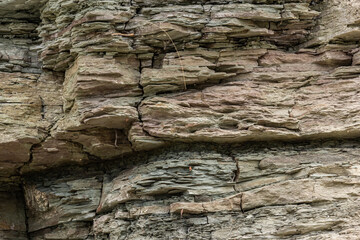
[1,0,360,239]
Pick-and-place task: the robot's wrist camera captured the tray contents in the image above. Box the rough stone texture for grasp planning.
[22,141,360,239]
[2,0,360,239]
[0,191,27,240]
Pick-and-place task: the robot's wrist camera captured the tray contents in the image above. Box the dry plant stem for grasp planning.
[112,33,135,37]
[114,130,118,147]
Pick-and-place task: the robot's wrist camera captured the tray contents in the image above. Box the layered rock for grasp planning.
[1,0,329,174]
[140,50,359,143]
[23,141,360,239]
[2,0,360,239]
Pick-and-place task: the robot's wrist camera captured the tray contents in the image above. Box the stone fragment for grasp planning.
[128,122,166,151]
[141,53,235,95]
[304,0,360,47]
[24,176,102,232]
[63,55,141,105]
[21,138,89,173]
[0,71,63,176]
[97,152,235,213]
[53,128,133,160]
[139,52,360,143]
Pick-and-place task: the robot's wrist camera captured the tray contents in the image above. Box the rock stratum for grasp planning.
[1,0,360,239]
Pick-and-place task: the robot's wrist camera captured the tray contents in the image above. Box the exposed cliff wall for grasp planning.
[1,0,360,239]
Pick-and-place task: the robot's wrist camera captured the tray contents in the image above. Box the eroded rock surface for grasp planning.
[2,0,360,239]
[23,141,360,239]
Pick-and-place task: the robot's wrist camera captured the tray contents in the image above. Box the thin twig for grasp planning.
[114,130,118,147]
[112,33,135,37]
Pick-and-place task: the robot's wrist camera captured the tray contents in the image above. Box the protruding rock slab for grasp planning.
[97,151,235,213]
[140,50,359,143]
[0,71,63,176]
[52,54,143,159]
[24,175,102,232]
[141,52,235,95]
[304,0,360,47]
[21,138,89,173]
[91,141,360,239]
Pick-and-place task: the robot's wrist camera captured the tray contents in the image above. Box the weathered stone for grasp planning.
[0,71,63,177]
[0,191,27,239]
[304,0,360,47]
[97,150,235,213]
[2,0,360,239]
[21,138,89,173]
[139,50,360,143]
[24,175,102,232]
[141,53,235,95]
[128,122,166,151]
[30,222,92,240]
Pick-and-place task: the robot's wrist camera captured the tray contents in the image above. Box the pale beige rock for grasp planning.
[304,0,360,47]
[141,54,235,95]
[63,55,141,107]
[170,178,360,214]
[139,50,360,143]
[51,54,142,159]
[0,71,63,177]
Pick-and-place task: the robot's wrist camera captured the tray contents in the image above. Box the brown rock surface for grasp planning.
[140,51,359,143]
[0,191,27,239]
[2,0,360,239]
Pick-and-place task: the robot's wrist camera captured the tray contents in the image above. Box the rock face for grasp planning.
[2,0,360,239]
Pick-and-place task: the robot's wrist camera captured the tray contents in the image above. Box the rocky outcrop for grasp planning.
[2,0,360,239]
[22,141,360,239]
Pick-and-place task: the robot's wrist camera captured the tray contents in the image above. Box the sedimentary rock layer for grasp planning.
[1,0,360,239]
[23,141,360,239]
